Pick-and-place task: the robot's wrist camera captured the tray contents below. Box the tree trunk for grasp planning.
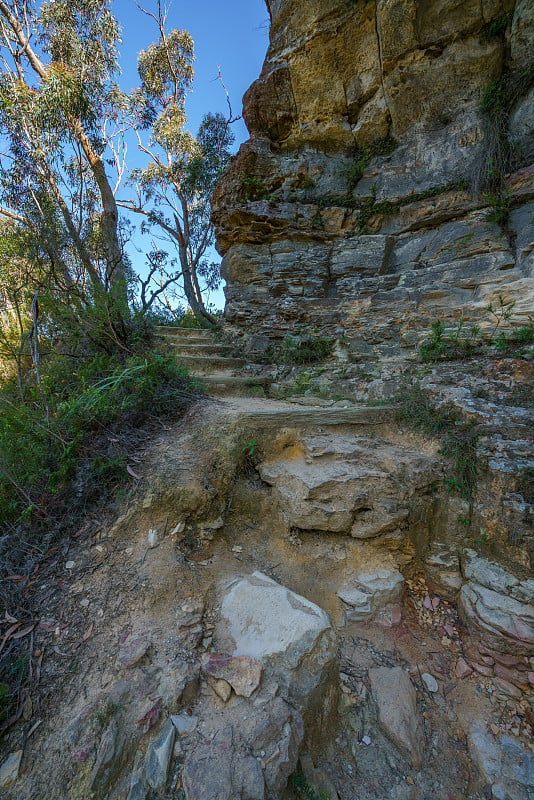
[178,243,216,325]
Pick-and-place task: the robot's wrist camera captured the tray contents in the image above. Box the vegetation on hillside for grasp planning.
[0,0,230,734]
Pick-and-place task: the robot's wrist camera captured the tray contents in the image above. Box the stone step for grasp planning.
[161,335,215,346]
[156,326,213,340]
[177,355,246,372]
[220,400,394,429]
[167,342,236,357]
[193,373,268,397]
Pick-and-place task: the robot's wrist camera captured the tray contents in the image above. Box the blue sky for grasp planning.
[112,0,270,310]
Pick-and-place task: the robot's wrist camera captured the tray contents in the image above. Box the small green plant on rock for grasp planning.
[485,190,512,227]
[241,174,270,202]
[292,771,331,800]
[420,318,483,362]
[264,336,335,366]
[346,136,397,193]
[516,467,534,505]
[476,63,534,193]
[240,435,263,476]
[419,304,533,363]
[479,13,509,42]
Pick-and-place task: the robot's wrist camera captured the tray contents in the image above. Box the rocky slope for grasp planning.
[213,0,534,361]
[2,396,533,800]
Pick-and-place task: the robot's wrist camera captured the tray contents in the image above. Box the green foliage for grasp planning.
[242,438,258,458]
[0,351,201,530]
[138,29,194,103]
[130,16,234,321]
[516,467,534,505]
[347,137,397,192]
[420,318,483,362]
[292,771,330,800]
[479,13,509,42]
[394,384,480,503]
[241,174,270,202]
[485,190,511,227]
[493,321,534,355]
[297,175,316,190]
[264,336,335,366]
[240,436,263,475]
[480,66,534,116]
[419,302,533,363]
[307,180,466,236]
[477,64,534,192]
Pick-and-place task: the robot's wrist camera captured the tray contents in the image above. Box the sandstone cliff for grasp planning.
[213,0,534,359]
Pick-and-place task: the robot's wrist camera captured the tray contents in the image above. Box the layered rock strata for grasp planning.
[213,0,534,359]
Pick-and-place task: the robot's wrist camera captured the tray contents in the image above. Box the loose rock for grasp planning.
[201,653,262,698]
[0,750,23,788]
[369,667,423,768]
[421,673,439,693]
[144,718,175,790]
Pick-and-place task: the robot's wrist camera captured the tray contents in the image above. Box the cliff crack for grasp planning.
[374,1,393,132]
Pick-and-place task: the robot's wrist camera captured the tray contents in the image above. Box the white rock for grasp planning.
[259,435,438,536]
[219,571,334,669]
[170,521,185,536]
[65,560,75,570]
[170,714,198,736]
[338,569,404,623]
[421,673,438,693]
[203,517,224,531]
[147,529,159,548]
[145,719,175,790]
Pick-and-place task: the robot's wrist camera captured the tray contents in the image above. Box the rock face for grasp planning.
[213,0,534,359]
[457,550,534,696]
[259,433,440,537]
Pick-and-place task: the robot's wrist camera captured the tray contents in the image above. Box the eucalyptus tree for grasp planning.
[120,4,235,324]
[0,0,131,348]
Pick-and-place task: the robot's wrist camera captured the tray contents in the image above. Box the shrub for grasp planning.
[0,345,202,733]
[420,319,483,362]
[0,352,201,530]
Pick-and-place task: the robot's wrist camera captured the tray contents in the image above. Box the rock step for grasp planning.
[194,373,268,397]
[155,325,213,339]
[220,399,394,428]
[179,355,246,372]
[167,342,236,357]
[161,334,216,346]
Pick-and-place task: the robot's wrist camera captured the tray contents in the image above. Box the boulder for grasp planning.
[459,551,534,657]
[259,434,438,537]
[181,573,338,800]
[201,653,262,698]
[90,718,129,797]
[424,544,462,598]
[116,635,151,669]
[0,750,22,789]
[144,719,175,790]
